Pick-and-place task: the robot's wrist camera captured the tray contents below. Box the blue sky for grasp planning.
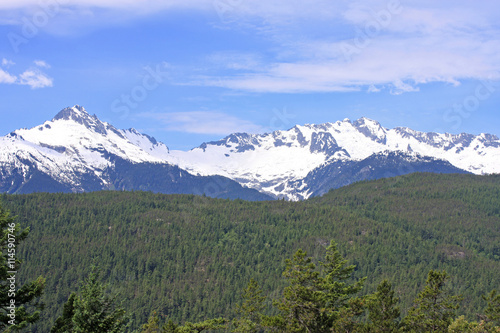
[0,0,499,150]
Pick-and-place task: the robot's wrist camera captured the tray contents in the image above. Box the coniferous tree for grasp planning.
[50,292,77,333]
[367,279,400,332]
[140,311,161,333]
[331,296,366,332]
[141,313,226,333]
[483,290,500,328]
[265,248,319,332]
[231,278,266,333]
[319,241,365,312]
[265,241,365,332]
[59,264,129,333]
[402,270,462,333]
[0,203,45,331]
[447,316,481,333]
[175,318,227,332]
[162,319,178,333]
[2,177,500,331]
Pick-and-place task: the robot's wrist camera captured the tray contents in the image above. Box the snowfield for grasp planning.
[1,106,499,199]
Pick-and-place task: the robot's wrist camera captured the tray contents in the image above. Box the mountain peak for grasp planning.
[52,105,90,121]
[355,116,379,124]
[352,117,383,129]
[52,105,110,136]
[352,117,387,144]
[2,106,500,200]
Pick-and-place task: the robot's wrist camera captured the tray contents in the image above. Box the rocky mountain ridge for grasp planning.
[1,105,498,199]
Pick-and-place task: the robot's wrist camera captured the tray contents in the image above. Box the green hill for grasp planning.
[1,173,499,331]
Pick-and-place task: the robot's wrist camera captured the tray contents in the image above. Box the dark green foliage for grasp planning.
[267,248,322,332]
[264,242,365,332]
[402,270,462,332]
[447,315,481,332]
[1,173,499,331]
[140,314,226,333]
[231,279,266,333]
[50,266,129,333]
[173,318,226,332]
[483,290,500,328]
[140,312,162,332]
[50,293,76,333]
[0,203,45,331]
[70,265,129,332]
[367,280,400,332]
[330,296,366,332]
[446,289,500,333]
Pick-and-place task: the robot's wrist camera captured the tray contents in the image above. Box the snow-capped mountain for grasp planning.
[0,106,271,200]
[1,106,499,200]
[167,117,499,200]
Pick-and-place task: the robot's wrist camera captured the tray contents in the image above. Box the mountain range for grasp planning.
[1,105,499,200]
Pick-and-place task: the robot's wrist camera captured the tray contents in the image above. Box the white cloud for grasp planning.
[0,59,54,88]
[1,58,15,67]
[194,1,500,93]
[390,80,419,95]
[197,32,500,93]
[19,69,53,89]
[201,74,359,93]
[2,1,500,94]
[0,68,17,84]
[0,0,212,14]
[139,111,264,135]
[0,0,337,14]
[34,60,50,68]
[367,85,381,93]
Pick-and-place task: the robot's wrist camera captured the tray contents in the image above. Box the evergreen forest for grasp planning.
[0,173,499,332]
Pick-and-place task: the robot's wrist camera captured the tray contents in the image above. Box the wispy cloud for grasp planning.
[0,68,17,84]
[206,52,263,71]
[367,84,381,93]
[196,36,499,93]
[139,111,264,135]
[195,1,500,94]
[1,58,15,67]
[0,0,213,38]
[3,1,500,94]
[18,69,53,88]
[390,80,419,95]
[34,60,51,68]
[0,0,212,17]
[0,61,53,89]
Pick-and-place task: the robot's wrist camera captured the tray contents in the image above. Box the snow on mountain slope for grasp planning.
[0,105,170,191]
[1,105,499,200]
[166,127,349,198]
[167,117,500,199]
[14,105,170,164]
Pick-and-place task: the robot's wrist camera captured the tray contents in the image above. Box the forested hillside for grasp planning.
[1,173,499,332]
